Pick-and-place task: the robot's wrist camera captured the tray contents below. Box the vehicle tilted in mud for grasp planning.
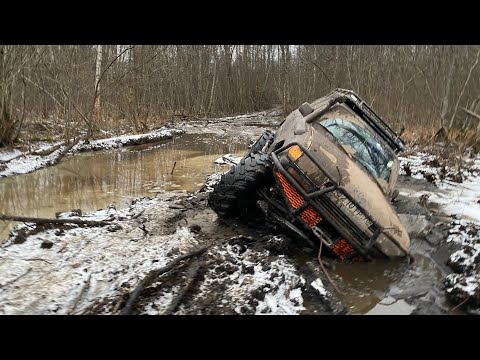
[209,89,410,261]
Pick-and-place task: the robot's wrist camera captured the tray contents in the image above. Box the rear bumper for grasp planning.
[270,142,408,259]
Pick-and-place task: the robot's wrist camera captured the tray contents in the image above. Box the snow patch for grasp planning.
[311,278,327,296]
[0,149,22,162]
[0,128,183,178]
[214,154,242,165]
[0,194,197,314]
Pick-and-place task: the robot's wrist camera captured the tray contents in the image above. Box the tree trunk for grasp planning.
[93,45,103,126]
[440,50,455,127]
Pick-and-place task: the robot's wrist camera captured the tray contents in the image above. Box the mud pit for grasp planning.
[0,111,477,314]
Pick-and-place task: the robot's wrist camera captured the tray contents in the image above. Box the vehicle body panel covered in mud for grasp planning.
[267,90,409,258]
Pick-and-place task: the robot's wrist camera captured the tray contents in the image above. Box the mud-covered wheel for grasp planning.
[245,130,274,157]
[209,152,273,218]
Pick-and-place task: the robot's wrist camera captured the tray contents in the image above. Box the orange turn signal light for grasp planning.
[288,145,303,161]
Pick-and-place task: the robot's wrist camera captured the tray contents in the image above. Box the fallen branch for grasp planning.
[120,244,211,315]
[163,261,203,315]
[0,141,68,165]
[47,138,81,167]
[0,214,112,226]
[462,107,480,122]
[23,257,52,264]
[120,235,246,315]
[448,297,469,314]
[0,268,32,289]
[130,209,145,220]
[425,127,449,146]
[31,143,63,156]
[69,274,92,315]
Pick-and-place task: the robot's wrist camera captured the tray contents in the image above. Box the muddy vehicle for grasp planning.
[209,89,409,261]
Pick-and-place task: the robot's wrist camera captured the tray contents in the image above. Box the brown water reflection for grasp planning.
[331,259,406,314]
[0,133,248,241]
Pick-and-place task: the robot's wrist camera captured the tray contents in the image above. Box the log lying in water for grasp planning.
[0,214,112,226]
[31,143,63,156]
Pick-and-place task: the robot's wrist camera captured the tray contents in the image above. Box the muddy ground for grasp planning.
[0,111,478,315]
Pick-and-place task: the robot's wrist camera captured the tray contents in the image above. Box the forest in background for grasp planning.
[1,45,480,147]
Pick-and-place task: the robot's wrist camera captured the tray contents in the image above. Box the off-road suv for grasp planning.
[209,89,409,261]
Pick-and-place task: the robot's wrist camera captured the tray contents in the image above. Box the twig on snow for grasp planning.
[163,260,203,315]
[69,274,92,315]
[0,268,32,289]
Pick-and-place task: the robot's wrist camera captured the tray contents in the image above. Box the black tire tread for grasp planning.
[208,152,273,218]
[246,130,274,157]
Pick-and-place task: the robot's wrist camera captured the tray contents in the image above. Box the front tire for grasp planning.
[245,130,274,157]
[208,152,273,218]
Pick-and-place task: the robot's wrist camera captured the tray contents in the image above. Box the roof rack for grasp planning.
[331,88,406,153]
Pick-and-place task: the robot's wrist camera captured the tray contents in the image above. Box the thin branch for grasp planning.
[120,235,247,315]
[163,261,202,314]
[305,58,332,90]
[0,268,32,289]
[93,45,136,102]
[462,107,480,122]
[69,274,92,315]
[449,49,480,129]
[120,244,211,315]
[21,75,64,110]
[404,48,444,121]
[449,297,469,313]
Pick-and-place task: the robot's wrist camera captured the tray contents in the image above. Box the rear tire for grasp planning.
[209,152,273,218]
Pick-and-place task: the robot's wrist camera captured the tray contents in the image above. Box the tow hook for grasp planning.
[311,226,334,248]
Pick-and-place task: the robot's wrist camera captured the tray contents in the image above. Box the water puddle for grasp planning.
[330,250,448,314]
[0,133,249,241]
[330,258,406,313]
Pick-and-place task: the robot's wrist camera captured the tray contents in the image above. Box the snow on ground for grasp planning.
[0,193,198,315]
[0,147,63,177]
[399,153,480,223]
[0,128,184,178]
[206,109,282,122]
[180,240,308,315]
[214,154,243,165]
[0,149,22,162]
[399,150,480,311]
[201,173,222,193]
[443,219,480,310]
[71,128,184,153]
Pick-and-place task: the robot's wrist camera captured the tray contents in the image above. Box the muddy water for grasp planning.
[330,252,448,314]
[0,133,249,241]
[331,259,406,313]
